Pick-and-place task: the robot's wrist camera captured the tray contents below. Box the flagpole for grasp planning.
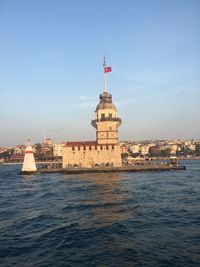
[103,56,106,94]
[104,72,107,94]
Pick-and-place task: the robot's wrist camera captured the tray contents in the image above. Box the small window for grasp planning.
[101,114,105,119]
[112,145,114,149]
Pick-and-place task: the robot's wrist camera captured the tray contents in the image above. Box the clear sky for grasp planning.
[0,0,200,147]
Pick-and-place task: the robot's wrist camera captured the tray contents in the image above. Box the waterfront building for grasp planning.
[169,144,178,155]
[131,144,140,154]
[62,61,122,168]
[0,147,9,154]
[42,137,54,156]
[14,145,26,155]
[43,137,54,146]
[53,143,65,157]
[139,145,149,156]
[188,144,196,151]
[121,144,129,154]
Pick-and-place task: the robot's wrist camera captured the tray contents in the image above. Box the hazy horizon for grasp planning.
[1,0,200,147]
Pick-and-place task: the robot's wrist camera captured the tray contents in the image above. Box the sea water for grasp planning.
[0,161,199,266]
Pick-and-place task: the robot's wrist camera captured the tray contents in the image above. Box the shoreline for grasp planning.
[1,157,200,166]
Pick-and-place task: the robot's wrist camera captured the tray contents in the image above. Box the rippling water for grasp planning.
[0,161,199,266]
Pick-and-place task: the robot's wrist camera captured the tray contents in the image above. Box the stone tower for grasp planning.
[91,92,121,144]
[62,59,122,168]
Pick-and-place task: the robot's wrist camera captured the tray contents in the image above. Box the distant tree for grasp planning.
[149,146,160,157]
[132,152,140,158]
[160,148,171,157]
[177,146,194,157]
[121,153,128,160]
[185,147,194,156]
[195,144,200,156]
[34,143,44,160]
[0,149,14,160]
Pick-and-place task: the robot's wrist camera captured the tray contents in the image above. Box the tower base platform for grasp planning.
[34,165,186,175]
[20,171,38,175]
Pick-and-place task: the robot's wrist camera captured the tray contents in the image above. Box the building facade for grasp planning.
[53,143,65,157]
[62,91,122,168]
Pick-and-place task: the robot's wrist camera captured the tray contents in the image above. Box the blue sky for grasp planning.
[0,0,200,146]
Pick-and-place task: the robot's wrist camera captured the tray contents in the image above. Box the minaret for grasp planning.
[21,139,37,174]
[91,58,122,145]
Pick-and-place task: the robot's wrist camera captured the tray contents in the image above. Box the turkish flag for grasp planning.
[104,66,112,73]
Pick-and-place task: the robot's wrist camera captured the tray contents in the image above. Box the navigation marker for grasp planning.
[21,139,37,174]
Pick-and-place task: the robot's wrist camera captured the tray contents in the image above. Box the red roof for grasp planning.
[11,154,24,160]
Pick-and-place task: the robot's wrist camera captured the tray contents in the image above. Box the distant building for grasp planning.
[149,145,160,156]
[53,143,65,157]
[121,144,129,154]
[0,147,8,154]
[42,138,54,156]
[14,145,25,155]
[169,144,178,155]
[188,144,196,151]
[10,154,24,162]
[43,138,53,146]
[139,145,149,156]
[131,144,140,154]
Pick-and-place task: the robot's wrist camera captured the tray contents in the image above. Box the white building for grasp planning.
[131,144,140,154]
[53,143,65,157]
[188,144,196,151]
[139,145,149,156]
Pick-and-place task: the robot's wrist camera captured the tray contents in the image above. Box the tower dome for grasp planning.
[96,92,116,111]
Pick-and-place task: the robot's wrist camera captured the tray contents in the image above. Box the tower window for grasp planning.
[101,114,105,120]
[109,113,112,119]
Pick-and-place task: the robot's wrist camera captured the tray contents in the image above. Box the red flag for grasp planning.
[104,66,112,73]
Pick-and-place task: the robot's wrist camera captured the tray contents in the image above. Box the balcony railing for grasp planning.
[91,117,122,127]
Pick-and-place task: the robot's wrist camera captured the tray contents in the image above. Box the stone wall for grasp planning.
[62,144,122,168]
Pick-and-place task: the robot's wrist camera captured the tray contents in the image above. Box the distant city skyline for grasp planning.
[1,0,200,147]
